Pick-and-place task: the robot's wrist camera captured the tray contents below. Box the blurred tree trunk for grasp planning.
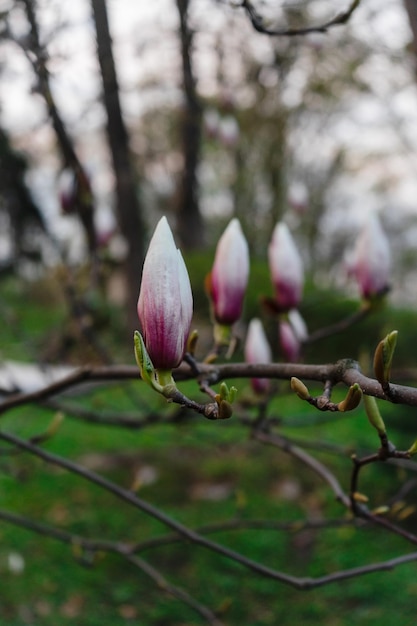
[174,0,205,249]
[91,0,146,334]
[404,0,417,59]
[21,0,97,262]
[0,125,47,263]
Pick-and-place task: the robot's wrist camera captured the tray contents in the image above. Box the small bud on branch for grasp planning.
[207,218,249,328]
[290,377,310,401]
[338,383,362,412]
[268,222,304,312]
[363,395,387,437]
[373,330,398,392]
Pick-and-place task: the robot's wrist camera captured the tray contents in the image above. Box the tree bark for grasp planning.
[91,0,146,334]
[404,0,417,59]
[174,0,205,249]
[21,0,96,260]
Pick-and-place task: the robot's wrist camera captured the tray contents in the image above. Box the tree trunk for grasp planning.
[21,0,97,261]
[404,0,417,59]
[174,0,205,249]
[91,0,146,335]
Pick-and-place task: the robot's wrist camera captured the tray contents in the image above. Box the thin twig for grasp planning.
[0,508,222,625]
[125,554,224,625]
[239,0,361,37]
[350,451,417,545]
[45,399,191,429]
[304,306,371,344]
[132,517,357,553]
[253,429,350,507]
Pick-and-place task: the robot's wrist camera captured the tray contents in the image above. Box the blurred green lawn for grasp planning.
[0,269,417,625]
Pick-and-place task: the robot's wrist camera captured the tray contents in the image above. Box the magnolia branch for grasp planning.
[1,357,417,418]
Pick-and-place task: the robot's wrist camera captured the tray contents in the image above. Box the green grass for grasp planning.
[1,379,416,625]
[1,272,417,625]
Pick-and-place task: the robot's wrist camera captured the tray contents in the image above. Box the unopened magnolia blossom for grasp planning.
[268,222,304,312]
[218,115,240,148]
[288,309,308,343]
[244,318,272,395]
[279,319,301,363]
[347,213,391,300]
[137,217,193,373]
[288,181,309,215]
[58,166,91,215]
[278,309,307,363]
[58,168,77,214]
[208,218,249,327]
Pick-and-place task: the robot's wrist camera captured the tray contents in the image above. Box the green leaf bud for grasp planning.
[290,377,310,400]
[363,394,386,436]
[373,330,398,387]
[338,383,362,412]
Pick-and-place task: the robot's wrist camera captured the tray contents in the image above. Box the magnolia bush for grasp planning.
[2,211,417,625]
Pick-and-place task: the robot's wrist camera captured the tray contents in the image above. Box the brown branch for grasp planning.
[253,429,350,507]
[132,517,357,553]
[18,0,97,257]
[238,0,361,37]
[125,554,224,626]
[304,306,371,344]
[349,450,417,546]
[2,357,417,418]
[45,398,190,428]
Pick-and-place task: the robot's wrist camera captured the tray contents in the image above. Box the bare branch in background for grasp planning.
[17,0,97,262]
[237,0,362,37]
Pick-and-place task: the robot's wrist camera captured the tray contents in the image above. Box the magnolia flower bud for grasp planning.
[207,218,249,326]
[288,181,309,215]
[58,167,91,215]
[268,223,304,312]
[347,213,391,300]
[288,309,308,343]
[279,319,301,362]
[218,115,240,148]
[204,108,220,139]
[58,168,78,215]
[244,318,272,395]
[137,217,193,371]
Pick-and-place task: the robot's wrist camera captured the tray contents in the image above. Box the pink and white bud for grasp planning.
[137,217,193,370]
[279,319,301,363]
[207,218,249,326]
[348,213,391,300]
[204,108,220,139]
[288,309,308,343]
[218,115,240,148]
[58,168,77,215]
[268,223,304,311]
[58,167,92,215]
[288,182,309,215]
[244,318,272,395]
